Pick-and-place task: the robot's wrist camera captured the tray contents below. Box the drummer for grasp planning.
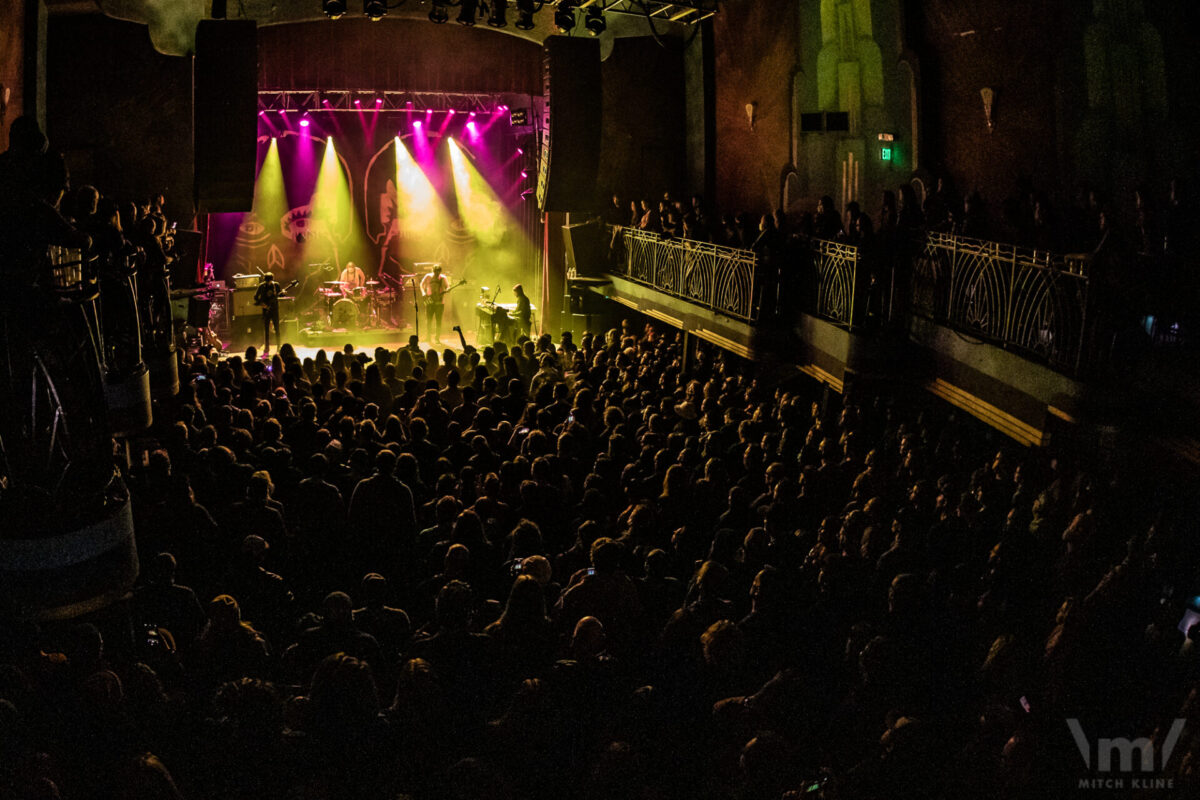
[339,261,366,296]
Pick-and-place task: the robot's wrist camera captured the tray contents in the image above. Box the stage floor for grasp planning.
[221,324,486,361]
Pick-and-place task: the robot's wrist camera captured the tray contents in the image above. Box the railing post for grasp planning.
[849,246,857,329]
[1004,246,1017,344]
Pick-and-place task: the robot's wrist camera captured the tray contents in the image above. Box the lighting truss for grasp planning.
[567,0,719,23]
[258,90,507,113]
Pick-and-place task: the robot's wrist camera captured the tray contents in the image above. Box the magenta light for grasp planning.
[517,147,523,155]
[299,118,310,127]
[354,99,362,105]
[448,109,456,115]
[376,97,383,105]
[278,109,286,115]
[258,110,265,116]
[520,170,528,178]
[469,112,476,119]
[414,120,423,128]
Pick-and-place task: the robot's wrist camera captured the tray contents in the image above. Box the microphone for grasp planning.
[492,285,502,302]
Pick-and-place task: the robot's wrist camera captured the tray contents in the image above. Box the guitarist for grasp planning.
[419,263,451,343]
[253,271,282,355]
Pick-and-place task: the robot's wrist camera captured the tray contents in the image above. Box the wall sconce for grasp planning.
[746,102,757,133]
[980,87,994,133]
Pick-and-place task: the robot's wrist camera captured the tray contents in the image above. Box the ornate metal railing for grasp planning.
[912,232,1090,373]
[607,226,1093,375]
[615,228,760,322]
[810,238,861,328]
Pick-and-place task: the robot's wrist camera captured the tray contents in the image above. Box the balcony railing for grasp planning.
[810,238,862,328]
[613,227,761,322]
[911,232,1090,373]
[609,225,1094,375]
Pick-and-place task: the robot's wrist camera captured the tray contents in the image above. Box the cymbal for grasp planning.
[324,280,347,285]
[365,280,380,285]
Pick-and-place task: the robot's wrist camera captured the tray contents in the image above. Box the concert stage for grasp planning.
[297,323,412,349]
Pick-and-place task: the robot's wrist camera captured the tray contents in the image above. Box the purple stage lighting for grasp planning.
[520,170,528,178]
[414,119,423,128]
[278,109,286,115]
[448,109,456,115]
[354,98,362,106]
[299,118,310,127]
[516,147,523,155]
[376,97,383,106]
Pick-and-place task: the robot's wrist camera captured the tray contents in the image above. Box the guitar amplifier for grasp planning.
[232,286,258,318]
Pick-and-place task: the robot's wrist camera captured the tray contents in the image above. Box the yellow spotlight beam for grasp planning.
[394,136,445,236]
[446,137,536,293]
[251,137,287,234]
[306,136,358,264]
[447,137,509,247]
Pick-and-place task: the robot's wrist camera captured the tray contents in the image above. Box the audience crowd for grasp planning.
[1,318,1197,800]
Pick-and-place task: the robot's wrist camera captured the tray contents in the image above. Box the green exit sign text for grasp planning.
[881,146,893,161]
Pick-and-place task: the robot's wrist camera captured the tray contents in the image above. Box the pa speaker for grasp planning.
[170,230,204,289]
[537,36,601,212]
[562,221,607,278]
[194,19,257,214]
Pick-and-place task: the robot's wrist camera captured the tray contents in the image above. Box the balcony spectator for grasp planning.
[815,195,842,239]
[638,199,661,233]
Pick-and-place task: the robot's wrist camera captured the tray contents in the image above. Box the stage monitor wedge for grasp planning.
[194,19,258,214]
[537,36,602,213]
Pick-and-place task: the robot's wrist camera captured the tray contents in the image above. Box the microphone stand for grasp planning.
[407,275,421,341]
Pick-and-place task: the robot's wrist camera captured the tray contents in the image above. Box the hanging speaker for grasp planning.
[537,36,602,212]
[194,19,258,214]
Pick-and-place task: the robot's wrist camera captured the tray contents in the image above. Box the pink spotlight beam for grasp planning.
[481,106,508,132]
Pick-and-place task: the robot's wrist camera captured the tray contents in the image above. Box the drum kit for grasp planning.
[315,279,396,330]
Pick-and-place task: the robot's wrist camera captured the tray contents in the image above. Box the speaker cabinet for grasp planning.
[232,286,259,318]
[170,230,203,289]
[537,37,602,213]
[194,20,258,214]
[562,221,607,278]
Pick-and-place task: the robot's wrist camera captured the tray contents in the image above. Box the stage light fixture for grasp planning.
[457,0,480,25]
[323,0,347,18]
[364,0,387,20]
[429,0,449,23]
[585,6,605,35]
[488,0,508,27]
[554,4,576,32]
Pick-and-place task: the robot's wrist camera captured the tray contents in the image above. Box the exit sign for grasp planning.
[881,146,893,161]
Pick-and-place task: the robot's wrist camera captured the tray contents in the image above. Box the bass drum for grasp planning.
[331,297,359,330]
